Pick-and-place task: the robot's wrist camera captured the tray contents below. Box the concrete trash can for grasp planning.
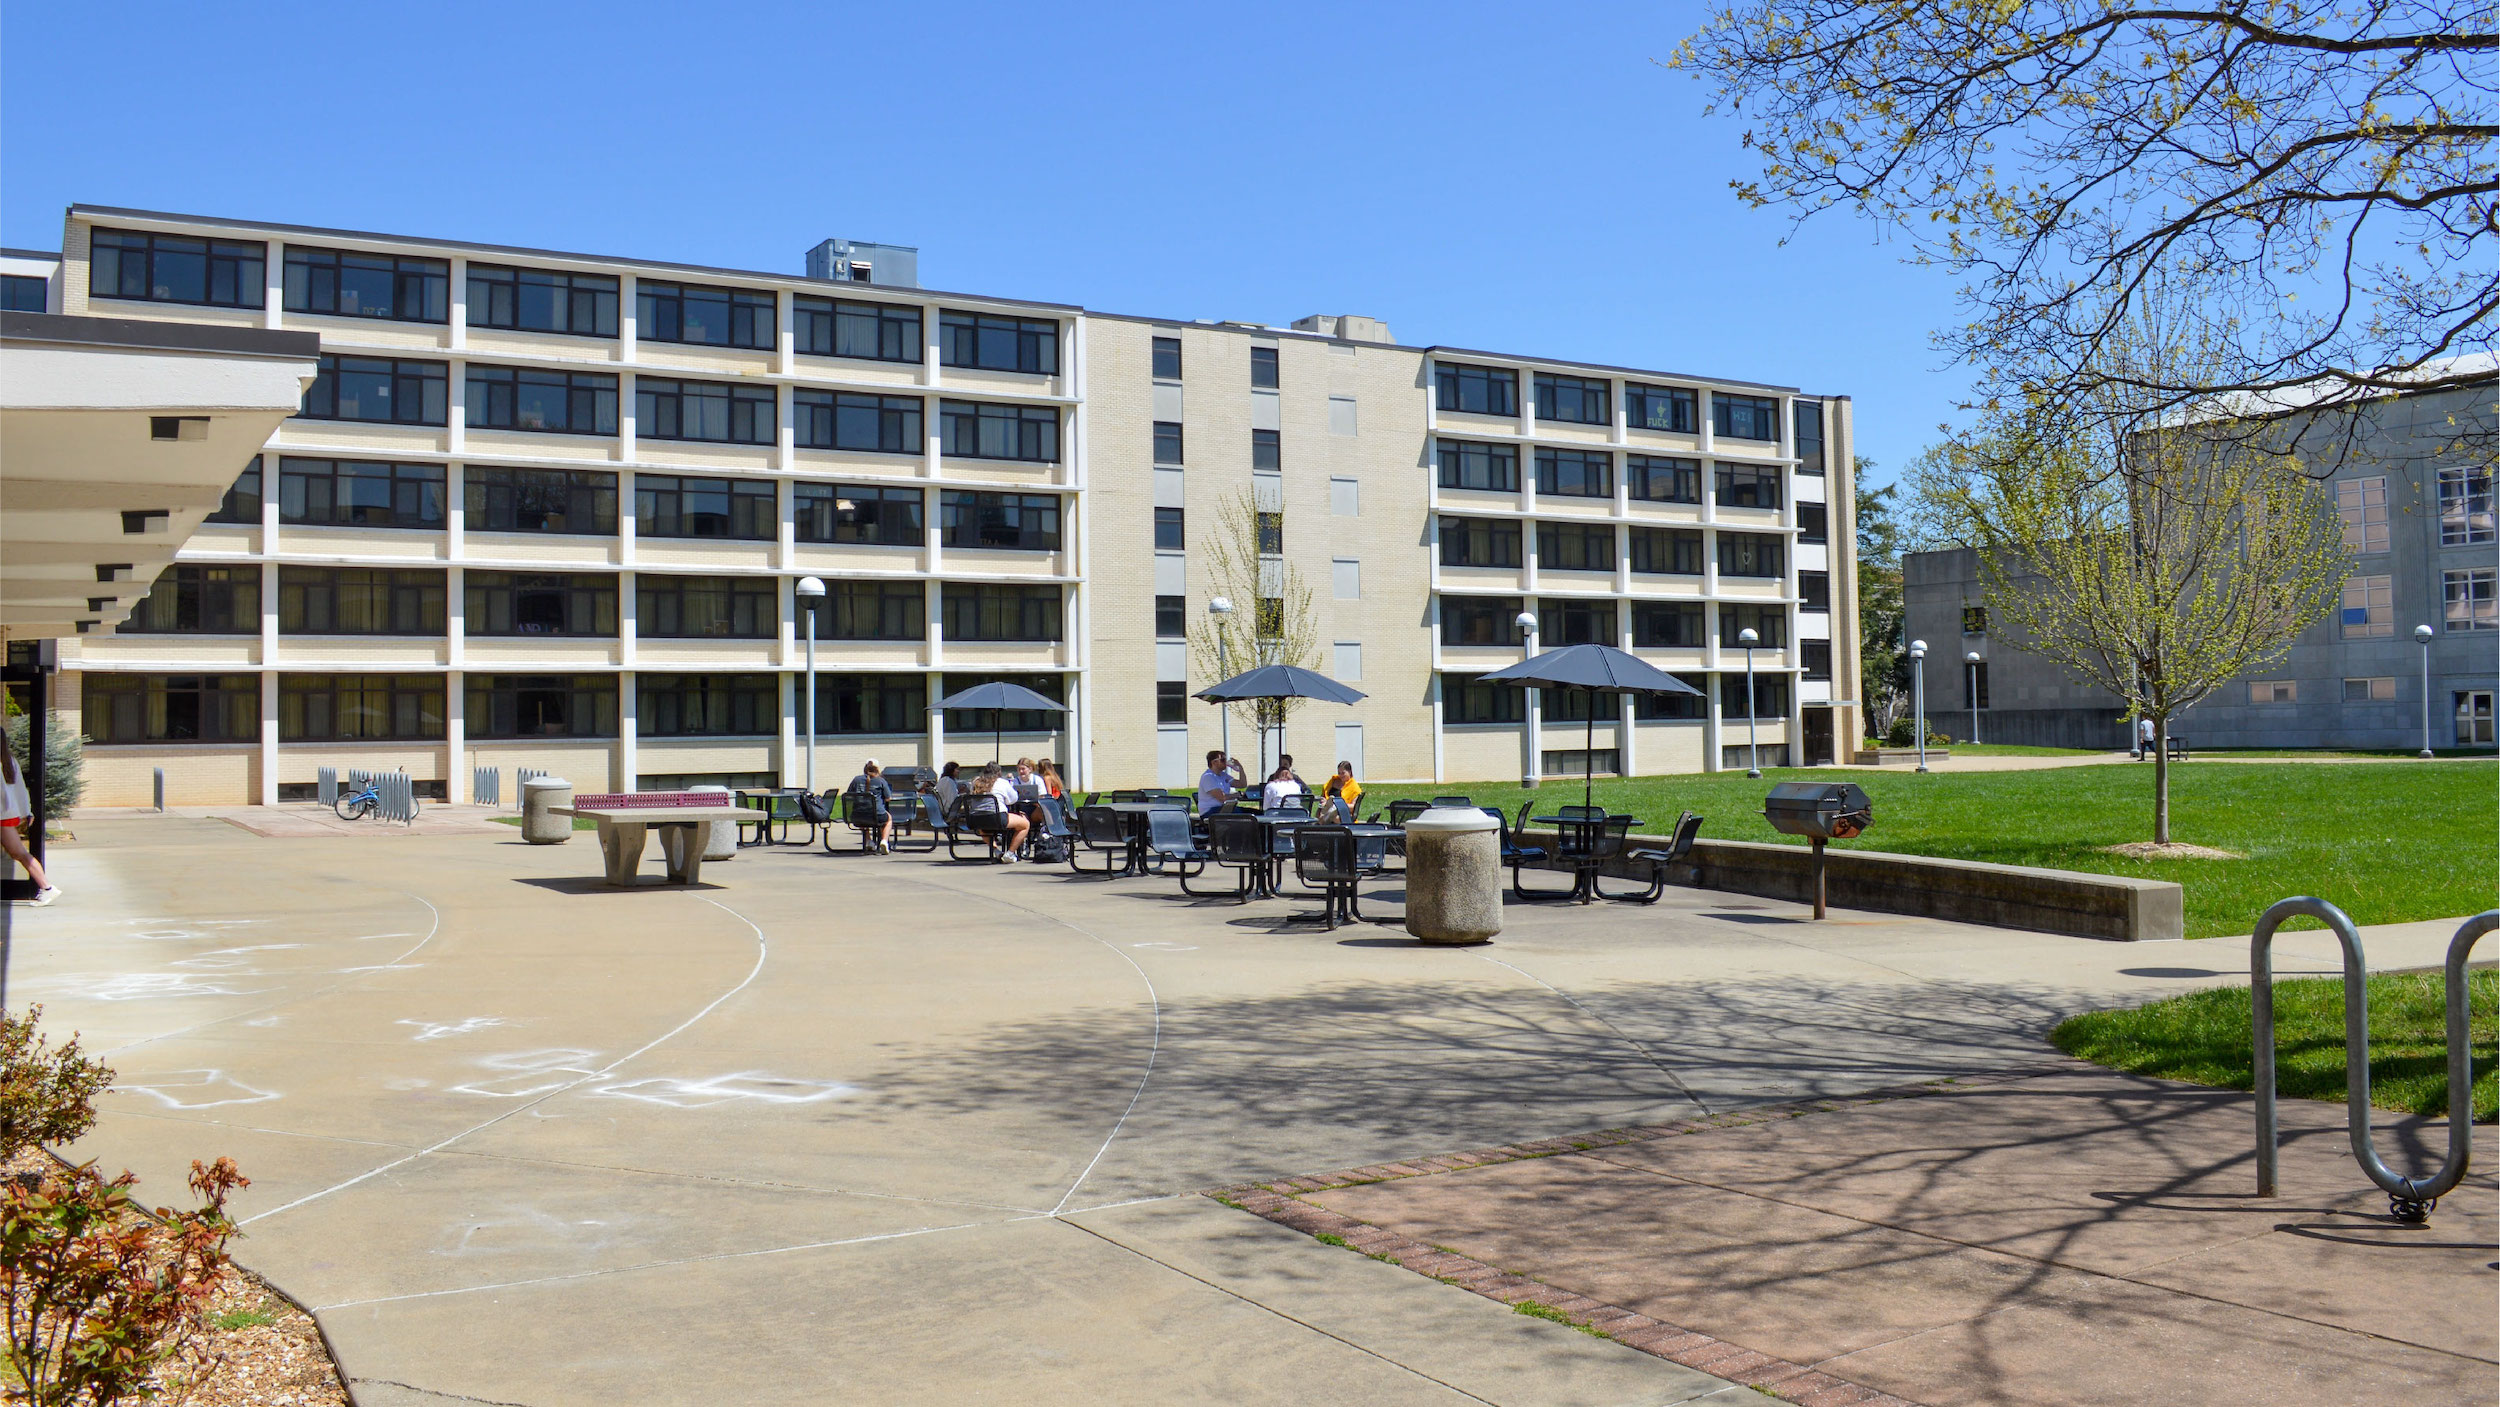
[1403,807,1503,945]
[690,785,739,860]
[521,777,575,845]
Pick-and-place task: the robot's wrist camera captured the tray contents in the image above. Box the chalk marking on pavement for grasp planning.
[99,893,444,1057]
[243,895,769,1227]
[315,1218,993,1310]
[1478,954,1714,1117]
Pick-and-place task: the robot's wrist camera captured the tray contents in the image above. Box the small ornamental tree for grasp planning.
[1913,299,2349,842]
[0,1007,112,1162]
[1185,489,1321,775]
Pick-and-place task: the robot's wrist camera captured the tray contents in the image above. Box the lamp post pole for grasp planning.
[1908,640,1928,773]
[1208,597,1235,770]
[1739,627,1762,778]
[2415,623,2436,757]
[1516,610,1540,789]
[796,576,827,790]
[1965,650,1983,747]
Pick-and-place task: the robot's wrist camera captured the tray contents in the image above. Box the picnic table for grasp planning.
[557,792,738,886]
[1099,799,1186,875]
[1241,814,1400,898]
[1531,813,1642,903]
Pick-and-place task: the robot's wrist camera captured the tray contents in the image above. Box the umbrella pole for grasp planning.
[1585,689,1595,812]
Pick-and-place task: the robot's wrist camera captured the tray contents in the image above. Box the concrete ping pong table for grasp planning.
[554,792,738,887]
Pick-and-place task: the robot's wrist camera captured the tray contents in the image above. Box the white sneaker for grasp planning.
[31,887,59,907]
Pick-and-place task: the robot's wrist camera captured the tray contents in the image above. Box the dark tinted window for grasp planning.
[206,456,262,525]
[1253,429,1280,471]
[1718,532,1783,578]
[939,673,1063,732]
[1797,502,1828,543]
[637,377,775,444]
[1633,673,1709,719]
[119,565,259,634]
[635,475,776,540]
[816,580,923,640]
[467,264,618,336]
[1154,421,1184,465]
[1625,383,1695,433]
[639,674,779,736]
[1439,595,1524,646]
[1435,363,1517,416]
[82,673,259,742]
[1722,672,1791,719]
[1438,440,1518,492]
[0,274,46,311]
[280,674,444,741]
[637,575,775,638]
[1629,527,1704,575]
[1800,571,1830,612]
[942,584,1063,641]
[466,674,619,738]
[1721,604,1786,647]
[795,390,921,452]
[795,296,919,361]
[279,567,448,634]
[1443,672,1523,723]
[941,491,1062,550]
[795,482,922,545]
[1155,595,1185,638]
[463,572,617,636]
[465,467,617,535]
[1538,598,1617,645]
[1536,522,1615,571]
[1801,639,1833,680]
[88,228,263,307]
[1158,680,1187,724]
[1632,601,1704,647]
[1250,346,1279,388]
[1155,506,1184,551]
[1715,462,1782,510]
[466,364,618,434]
[284,247,446,322]
[1439,516,1522,568]
[940,311,1059,373]
[1152,336,1182,379]
[1534,373,1608,425]
[638,280,774,348]
[1627,456,1700,504]
[302,355,447,425]
[940,400,1060,461]
[1793,399,1825,474]
[279,458,444,528]
[818,673,926,734]
[1711,393,1780,441]
[1535,447,1612,498]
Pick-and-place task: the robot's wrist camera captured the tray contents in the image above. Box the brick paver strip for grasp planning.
[1199,1073,2050,1407]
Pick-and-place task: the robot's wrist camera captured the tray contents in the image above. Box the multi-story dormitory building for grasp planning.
[4,206,1859,807]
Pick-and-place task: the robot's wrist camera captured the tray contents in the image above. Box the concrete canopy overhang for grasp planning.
[1,312,319,640]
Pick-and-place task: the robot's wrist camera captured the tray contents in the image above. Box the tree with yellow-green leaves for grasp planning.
[1911,294,2351,843]
[1186,489,1320,776]
[1674,3,2495,464]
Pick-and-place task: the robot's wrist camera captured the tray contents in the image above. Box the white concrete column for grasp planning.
[444,462,465,563]
[1703,671,1724,773]
[448,257,467,352]
[922,300,942,388]
[446,566,465,670]
[617,672,637,791]
[258,671,278,806]
[776,382,796,476]
[1698,389,1715,456]
[618,275,637,365]
[446,669,466,804]
[777,477,796,576]
[618,470,637,569]
[776,288,795,376]
[779,671,801,788]
[264,243,284,330]
[619,569,637,669]
[446,359,466,456]
[927,671,947,773]
[618,372,637,465]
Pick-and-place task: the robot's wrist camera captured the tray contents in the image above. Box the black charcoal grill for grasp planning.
[1761,782,1873,918]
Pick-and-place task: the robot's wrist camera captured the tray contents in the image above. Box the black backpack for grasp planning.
[797,790,833,826]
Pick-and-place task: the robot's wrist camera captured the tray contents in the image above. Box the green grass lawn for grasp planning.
[2051,969,2498,1120]
[1360,760,2497,940]
[492,814,601,832]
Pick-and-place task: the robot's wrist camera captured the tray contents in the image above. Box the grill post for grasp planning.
[1811,836,1827,920]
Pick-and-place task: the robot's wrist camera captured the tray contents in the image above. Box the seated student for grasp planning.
[1319,761,1363,823]
[969,763,1032,862]
[1012,757,1046,803]
[1261,764,1305,813]
[928,762,963,819]
[845,760,896,853]
[1036,759,1067,801]
[1197,750,1247,815]
[1278,753,1305,784]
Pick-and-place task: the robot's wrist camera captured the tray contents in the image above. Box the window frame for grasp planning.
[2438,465,2495,546]
[817,672,929,735]
[1534,447,1614,499]
[2336,475,2391,554]
[634,574,776,640]
[1631,600,1705,648]
[635,376,777,445]
[1624,382,1696,434]
[1250,345,1279,389]
[461,571,619,637]
[81,672,260,744]
[282,245,448,323]
[636,673,780,738]
[939,399,1061,462]
[634,474,778,541]
[1535,521,1616,572]
[278,457,445,530]
[815,579,926,641]
[466,263,619,337]
[1434,363,1518,417]
[939,310,1061,374]
[278,565,449,636]
[1438,596,1526,647]
[794,482,924,547]
[2340,573,2395,637]
[1710,392,1780,442]
[940,490,1063,551]
[1152,336,1183,380]
[279,673,447,742]
[941,583,1065,642]
[1154,506,1185,552]
[87,228,264,308]
[1717,532,1784,579]
[1533,373,1610,425]
[205,457,262,525]
[1438,515,1523,569]
[117,564,261,635]
[301,354,448,426]
[1713,461,1783,510]
[463,466,618,536]
[1628,527,1705,576]
[464,673,620,740]
[636,279,776,349]
[1627,455,1700,504]
[1443,671,1525,724]
[793,295,921,362]
[1252,428,1281,471]
[794,389,922,454]
[464,364,618,436]
[1537,598,1619,646]
[2444,568,2497,632]
[1153,421,1185,466]
[1437,439,1519,493]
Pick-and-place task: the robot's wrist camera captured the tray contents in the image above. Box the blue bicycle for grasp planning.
[333,778,418,822]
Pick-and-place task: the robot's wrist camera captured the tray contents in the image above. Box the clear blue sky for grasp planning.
[2,0,1969,482]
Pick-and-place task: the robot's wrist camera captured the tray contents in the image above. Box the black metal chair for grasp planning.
[887,793,939,853]
[837,789,886,853]
[1202,814,1269,903]
[1567,815,1635,905]
[1385,799,1432,828]
[947,794,1009,862]
[1074,805,1132,876]
[1142,808,1222,893]
[1430,795,1475,809]
[1110,789,1148,803]
[1284,825,1367,930]
[1499,803,1576,901]
[789,789,830,847]
[1029,797,1076,864]
[1599,810,1701,904]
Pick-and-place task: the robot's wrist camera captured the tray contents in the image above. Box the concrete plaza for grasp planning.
[2,810,2484,1405]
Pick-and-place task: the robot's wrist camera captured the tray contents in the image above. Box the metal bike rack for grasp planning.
[2251,898,2496,1223]
[317,766,338,807]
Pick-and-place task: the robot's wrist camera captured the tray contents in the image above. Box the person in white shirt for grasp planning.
[2137,716,2155,759]
[1196,751,1247,815]
[1261,764,1305,812]
[978,764,1031,861]
[0,746,56,906]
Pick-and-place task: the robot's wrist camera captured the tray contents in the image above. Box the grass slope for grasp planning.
[1361,760,2496,940]
[2051,969,2498,1121]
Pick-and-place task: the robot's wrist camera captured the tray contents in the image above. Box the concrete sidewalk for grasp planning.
[1251,1064,2495,1407]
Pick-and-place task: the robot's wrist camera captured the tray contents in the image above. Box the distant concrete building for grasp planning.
[1904,367,2497,751]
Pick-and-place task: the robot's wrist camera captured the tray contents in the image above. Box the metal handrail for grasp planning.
[2251,898,2496,1222]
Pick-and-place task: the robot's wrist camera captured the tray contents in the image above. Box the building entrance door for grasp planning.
[2456,691,2494,747]
[1802,707,1834,766]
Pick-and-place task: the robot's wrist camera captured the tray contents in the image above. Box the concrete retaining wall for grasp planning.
[1523,831,2182,942]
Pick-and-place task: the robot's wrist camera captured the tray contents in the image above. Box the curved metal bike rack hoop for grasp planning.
[2251,899,2497,1222]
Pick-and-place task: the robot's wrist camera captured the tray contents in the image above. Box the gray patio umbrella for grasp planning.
[1475,644,1705,810]
[930,681,1068,767]
[1194,665,1367,779]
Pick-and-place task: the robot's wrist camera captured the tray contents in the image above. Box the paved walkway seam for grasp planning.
[1202,1071,2075,1407]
